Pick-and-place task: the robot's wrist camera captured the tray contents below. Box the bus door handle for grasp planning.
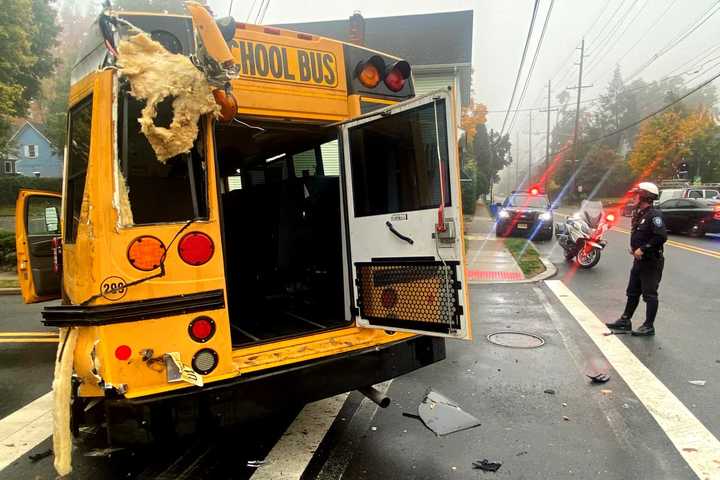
[385,221,414,245]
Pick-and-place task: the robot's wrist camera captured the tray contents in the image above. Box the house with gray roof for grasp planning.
[3,121,62,178]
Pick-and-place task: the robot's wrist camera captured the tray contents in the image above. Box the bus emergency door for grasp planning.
[340,89,470,339]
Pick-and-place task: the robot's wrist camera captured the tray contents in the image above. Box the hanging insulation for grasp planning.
[52,327,78,476]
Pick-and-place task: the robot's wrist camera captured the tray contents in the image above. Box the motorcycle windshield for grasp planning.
[580,201,603,228]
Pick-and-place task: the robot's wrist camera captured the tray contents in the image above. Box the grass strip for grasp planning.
[0,278,19,288]
[504,238,546,279]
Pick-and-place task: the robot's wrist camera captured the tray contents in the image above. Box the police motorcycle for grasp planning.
[555,200,615,269]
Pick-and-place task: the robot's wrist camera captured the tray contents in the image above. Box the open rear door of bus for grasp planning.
[339,89,470,339]
[15,189,62,303]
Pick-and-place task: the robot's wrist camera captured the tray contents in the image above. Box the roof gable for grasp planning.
[274,10,473,67]
[7,120,54,147]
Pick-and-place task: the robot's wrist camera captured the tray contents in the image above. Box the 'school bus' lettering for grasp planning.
[234,40,338,87]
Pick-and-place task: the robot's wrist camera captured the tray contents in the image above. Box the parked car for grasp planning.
[657,198,720,237]
[495,190,554,241]
[657,187,720,205]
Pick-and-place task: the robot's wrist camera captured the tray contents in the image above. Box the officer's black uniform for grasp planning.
[609,204,667,335]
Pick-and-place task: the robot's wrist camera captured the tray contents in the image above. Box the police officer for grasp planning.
[606,182,667,336]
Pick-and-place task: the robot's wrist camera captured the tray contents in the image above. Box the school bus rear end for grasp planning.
[17,9,470,446]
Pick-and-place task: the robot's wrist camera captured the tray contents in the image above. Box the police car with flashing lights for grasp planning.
[495,188,554,241]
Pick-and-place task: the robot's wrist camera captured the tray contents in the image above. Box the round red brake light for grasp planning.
[530,188,539,196]
[178,232,214,266]
[115,345,132,361]
[384,69,406,92]
[189,316,216,343]
[606,213,616,223]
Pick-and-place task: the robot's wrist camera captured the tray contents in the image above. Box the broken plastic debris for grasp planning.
[371,426,377,431]
[472,459,502,472]
[600,389,613,395]
[247,460,267,468]
[84,447,125,457]
[416,389,481,437]
[688,380,706,386]
[117,33,220,162]
[563,416,570,421]
[28,449,53,462]
[543,389,556,395]
[587,372,610,384]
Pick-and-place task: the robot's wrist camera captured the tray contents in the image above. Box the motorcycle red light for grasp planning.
[178,232,214,266]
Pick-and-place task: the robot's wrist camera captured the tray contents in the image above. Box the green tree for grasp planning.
[0,0,60,157]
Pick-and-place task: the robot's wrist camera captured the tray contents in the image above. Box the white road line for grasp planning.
[0,392,53,472]
[250,394,348,480]
[545,280,720,480]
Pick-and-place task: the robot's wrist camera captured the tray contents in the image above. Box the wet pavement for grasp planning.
[1,215,718,478]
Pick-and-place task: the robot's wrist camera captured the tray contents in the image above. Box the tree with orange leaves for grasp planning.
[628,107,720,182]
[461,101,488,141]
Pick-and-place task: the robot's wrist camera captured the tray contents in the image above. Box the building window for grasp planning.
[24,145,38,158]
[3,161,12,174]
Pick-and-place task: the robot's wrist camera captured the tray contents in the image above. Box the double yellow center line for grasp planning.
[0,332,59,343]
[612,227,720,259]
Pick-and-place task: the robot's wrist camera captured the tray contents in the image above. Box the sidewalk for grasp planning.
[0,270,20,295]
[464,202,525,283]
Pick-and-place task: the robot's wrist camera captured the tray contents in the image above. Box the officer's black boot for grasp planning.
[632,296,657,336]
[606,316,632,331]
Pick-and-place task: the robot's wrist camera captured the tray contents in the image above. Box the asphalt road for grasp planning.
[1,214,718,479]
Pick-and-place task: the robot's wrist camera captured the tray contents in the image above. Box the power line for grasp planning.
[506,0,556,136]
[585,0,647,78]
[626,0,720,82]
[588,0,629,49]
[499,0,541,137]
[258,0,271,23]
[614,0,678,67]
[246,0,258,22]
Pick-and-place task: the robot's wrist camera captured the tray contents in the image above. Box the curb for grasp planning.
[0,287,20,295]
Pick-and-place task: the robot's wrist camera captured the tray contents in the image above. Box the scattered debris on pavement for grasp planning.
[587,372,610,383]
[543,388,556,395]
[516,451,528,456]
[402,412,422,420]
[28,449,53,462]
[688,380,707,386]
[411,389,481,436]
[603,331,628,336]
[600,389,613,395]
[247,460,267,468]
[563,416,570,421]
[472,459,502,472]
[84,447,125,457]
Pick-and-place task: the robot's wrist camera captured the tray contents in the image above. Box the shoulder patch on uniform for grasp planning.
[653,216,663,227]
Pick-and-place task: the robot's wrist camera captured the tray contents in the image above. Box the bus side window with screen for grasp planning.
[117,87,208,225]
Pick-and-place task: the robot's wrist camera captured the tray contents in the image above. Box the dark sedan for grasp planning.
[495,192,554,241]
[658,198,720,237]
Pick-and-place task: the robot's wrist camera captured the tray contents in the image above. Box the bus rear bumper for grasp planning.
[95,335,446,445]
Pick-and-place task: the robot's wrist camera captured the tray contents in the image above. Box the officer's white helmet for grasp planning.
[635,182,659,201]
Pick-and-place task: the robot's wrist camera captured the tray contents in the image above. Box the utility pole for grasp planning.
[567,38,592,200]
[528,111,533,185]
[515,131,520,189]
[540,80,558,191]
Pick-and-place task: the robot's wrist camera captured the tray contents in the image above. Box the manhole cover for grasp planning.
[487,331,545,349]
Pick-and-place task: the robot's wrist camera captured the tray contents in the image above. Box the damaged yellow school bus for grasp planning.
[17,5,470,452]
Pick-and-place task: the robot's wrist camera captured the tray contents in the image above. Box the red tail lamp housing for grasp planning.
[178,232,214,266]
[383,61,411,92]
[127,236,166,271]
[115,345,132,361]
[189,316,216,343]
[713,205,720,220]
[355,55,385,88]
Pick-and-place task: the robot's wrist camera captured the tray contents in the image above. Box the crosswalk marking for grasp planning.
[0,392,53,472]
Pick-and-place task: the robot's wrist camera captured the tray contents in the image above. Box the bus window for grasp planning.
[65,97,93,243]
[320,141,340,176]
[293,149,317,177]
[349,100,450,217]
[118,90,208,225]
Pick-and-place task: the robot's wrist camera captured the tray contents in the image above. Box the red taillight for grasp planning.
[381,288,397,309]
[178,232,214,266]
[383,61,410,92]
[714,206,720,219]
[115,345,132,361]
[530,188,539,196]
[189,316,216,343]
[606,213,616,223]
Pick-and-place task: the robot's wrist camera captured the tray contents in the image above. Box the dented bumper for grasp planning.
[93,335,445,445]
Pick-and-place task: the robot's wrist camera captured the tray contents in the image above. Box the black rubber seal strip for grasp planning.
[42,289,225,327]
